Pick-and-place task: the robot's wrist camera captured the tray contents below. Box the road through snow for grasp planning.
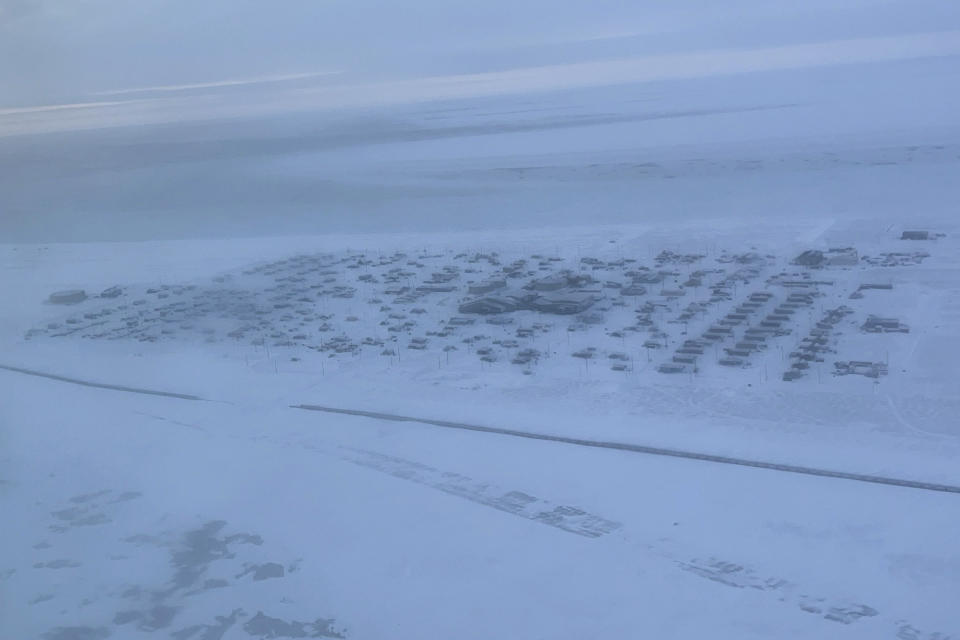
[1,361,957,495]
[293,404,960,495]
[0,363,204,400]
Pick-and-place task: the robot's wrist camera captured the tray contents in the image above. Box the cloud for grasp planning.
[0,97,153,116]
[92,71,343,97]
[2,30,959,137]
[393,30,960,99]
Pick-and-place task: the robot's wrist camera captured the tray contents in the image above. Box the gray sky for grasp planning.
[3,0,959,108]
[0,1,958,140]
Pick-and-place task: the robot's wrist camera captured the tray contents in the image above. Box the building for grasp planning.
[861,316,909,333]
[528,291,598,315]
[458,293,527,315]
[826,247,859,266]
[792,250,825,267]
[49,289,87,304]
[467,279,506,295]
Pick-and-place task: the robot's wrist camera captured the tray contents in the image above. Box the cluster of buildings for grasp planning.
[458,274,601,316]
[33,228,936,384]
[783,305,852,381]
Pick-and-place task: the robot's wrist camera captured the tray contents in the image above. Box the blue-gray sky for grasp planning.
[2,0,959,114]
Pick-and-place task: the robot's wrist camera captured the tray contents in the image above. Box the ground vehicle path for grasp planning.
[293,403,960,495]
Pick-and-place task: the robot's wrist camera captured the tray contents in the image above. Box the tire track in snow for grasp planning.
[292,404,960,495]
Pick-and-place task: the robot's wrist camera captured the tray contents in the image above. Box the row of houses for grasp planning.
[783,304,852,381]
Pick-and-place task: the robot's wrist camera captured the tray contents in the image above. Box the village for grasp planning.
[27,228,944,390]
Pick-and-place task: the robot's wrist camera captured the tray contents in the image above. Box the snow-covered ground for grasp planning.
[2,217,959,639]
[3,4,960,637]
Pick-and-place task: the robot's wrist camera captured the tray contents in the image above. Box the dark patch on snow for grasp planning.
[42,627,110,640]
[112,610,142,625]
[34,558,81,569]
[69,490,111,504]
[50,507,113,533]
[111,491,143,503]
[139,604,180,631]
[243,611,345,638]
[203,578,229,589]
[237,562,285,581]
[170,521,235,590]
[680,557,886,629]
[172,609,243,640]
[337,447,621,538]
[225,532,264,545]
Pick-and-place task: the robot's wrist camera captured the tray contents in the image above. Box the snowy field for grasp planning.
[3,3,960,638]
[3,218,960,639]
